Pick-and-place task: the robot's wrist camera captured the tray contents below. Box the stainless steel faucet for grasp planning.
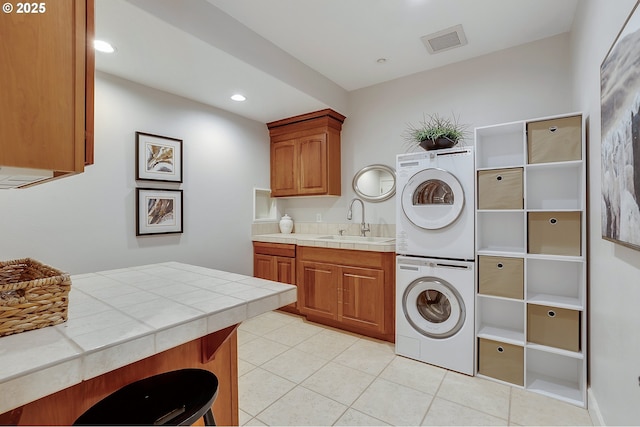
[347,198,370,237]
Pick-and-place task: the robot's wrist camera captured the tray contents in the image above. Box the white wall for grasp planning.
[570,1,640,425]
[282,34,574,226]
[0,72,270,275]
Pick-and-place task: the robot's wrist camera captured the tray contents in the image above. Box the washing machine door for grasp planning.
[401,168,464,230]
[402,276,466,339]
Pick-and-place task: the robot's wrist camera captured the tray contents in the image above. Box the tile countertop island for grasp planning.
[0,262,296,425]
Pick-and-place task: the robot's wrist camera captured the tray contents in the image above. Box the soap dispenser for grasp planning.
[279,214,293,234]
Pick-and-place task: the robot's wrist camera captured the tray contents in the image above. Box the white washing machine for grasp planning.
[396,255,475,375]
[396,147,475,260]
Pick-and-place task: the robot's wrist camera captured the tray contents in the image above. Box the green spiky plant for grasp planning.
[403,113,469,149]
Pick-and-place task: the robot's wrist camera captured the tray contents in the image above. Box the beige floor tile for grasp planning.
[238,336,289,366]
[351,377,434,426]
[437,371,511,419]
[238,367,296,416]
[334,408,391,426]
[238,358,257,376]
[509,388,592,426]
[239,409,252,426]
[244,417,267,426]
[294,328,359,360]
[237,329,260,346]
[261,347,328,383]
[239,311,297,336]
[263,319,325,347]
[422,397,508,426]
[333,339,396,376]
[302,361,376,405]
[379,355,447,395]
[255,385,348,426]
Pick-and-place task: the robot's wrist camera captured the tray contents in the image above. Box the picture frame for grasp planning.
[136,188,183,236]
[600,1,640,251]
[135,132,183,183]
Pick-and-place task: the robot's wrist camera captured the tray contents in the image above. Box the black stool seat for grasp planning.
[74,368,218,426]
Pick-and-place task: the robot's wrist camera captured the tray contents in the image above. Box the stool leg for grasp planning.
[203,408,216,426]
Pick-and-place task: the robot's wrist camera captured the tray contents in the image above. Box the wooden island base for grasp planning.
[0,326,239,426]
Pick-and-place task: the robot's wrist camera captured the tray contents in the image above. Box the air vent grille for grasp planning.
[421,24,468,54]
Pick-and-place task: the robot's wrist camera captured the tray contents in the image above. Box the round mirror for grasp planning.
[352,164,396,202]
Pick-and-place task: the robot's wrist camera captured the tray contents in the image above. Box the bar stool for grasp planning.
[74,369,218,426]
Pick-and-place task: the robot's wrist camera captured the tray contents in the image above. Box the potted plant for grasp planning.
[403,113,469,150]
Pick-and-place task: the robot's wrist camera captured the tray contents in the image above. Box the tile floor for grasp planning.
[237,311,593,426]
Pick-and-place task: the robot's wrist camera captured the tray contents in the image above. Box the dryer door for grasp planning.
[402,276,466,339]
[401,168,464,230]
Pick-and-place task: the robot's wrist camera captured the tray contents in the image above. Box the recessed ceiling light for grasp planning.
[94,40,115,53]
[376,58,387,64]
[231,94,246,102]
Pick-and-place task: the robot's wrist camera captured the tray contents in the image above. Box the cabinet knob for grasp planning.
[549,217,558,225]
[497,346,504,353]
[496,175,503,181]
[547,310,556,318]
[497,263,504,269]
[548,126,558,133]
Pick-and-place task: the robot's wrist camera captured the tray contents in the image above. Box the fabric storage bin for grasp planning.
[527,115,582,164]
[0,258,71,337]
[478,338,524,386]
[477,168,523,209]
[478,256,524,299]
[527,304,580,352]
[528,211,581,256]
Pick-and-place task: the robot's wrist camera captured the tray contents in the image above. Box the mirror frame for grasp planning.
[352,164,396,202]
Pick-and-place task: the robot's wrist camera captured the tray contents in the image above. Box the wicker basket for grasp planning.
[0,258,71,337]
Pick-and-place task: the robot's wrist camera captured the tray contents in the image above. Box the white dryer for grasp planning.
[396,255,475,375]
[396,147,475,260]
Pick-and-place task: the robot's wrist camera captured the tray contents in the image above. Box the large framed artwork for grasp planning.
[600,1,640,251]
[136,188,183,236]
[136,132,183,183]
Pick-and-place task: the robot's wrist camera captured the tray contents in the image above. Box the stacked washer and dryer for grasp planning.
[395,146,476,375]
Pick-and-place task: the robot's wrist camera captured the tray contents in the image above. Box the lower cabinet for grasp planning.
[253,242,297,313]
[297,246,394,342]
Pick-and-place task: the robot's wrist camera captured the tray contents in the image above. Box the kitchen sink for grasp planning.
[316,235,395,244]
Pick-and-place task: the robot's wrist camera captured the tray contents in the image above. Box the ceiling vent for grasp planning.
[421,24,468,54]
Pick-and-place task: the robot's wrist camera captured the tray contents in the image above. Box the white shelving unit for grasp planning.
[474,112,587,407]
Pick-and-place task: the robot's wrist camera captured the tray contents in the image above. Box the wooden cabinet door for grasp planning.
[298,261,338,321]
[253,254,275,280]
[1,0,92,173]
[270,139,297,196]
[275,256,297,311]
[298,133,327,195]
[338,266,386,334]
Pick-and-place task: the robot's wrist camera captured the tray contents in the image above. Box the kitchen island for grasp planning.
[0,262,296,425]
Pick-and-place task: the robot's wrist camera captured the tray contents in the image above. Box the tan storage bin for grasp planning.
[527,304,580,352]
[477,168,523,209]
[478,256,524,299]
[527,115,582,164]
[528,211,581,256]
[478,338,524,386]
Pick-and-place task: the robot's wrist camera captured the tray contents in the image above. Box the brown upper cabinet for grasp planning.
[0,0,95,188]
[267,109,346,197]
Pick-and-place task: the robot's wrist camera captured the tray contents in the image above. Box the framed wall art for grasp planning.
[136,188,183,236]
[600,1,640,251]
[136,132,183,183]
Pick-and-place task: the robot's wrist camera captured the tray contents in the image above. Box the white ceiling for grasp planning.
[95,0,579,123]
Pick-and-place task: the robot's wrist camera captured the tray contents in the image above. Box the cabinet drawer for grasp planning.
[527,115,581,164]
[253,242,296,258]
[527,304,580,352]
[478,256,524,299]
[477,168,523,209]
[478,338,524,386]
[528,211,581,256]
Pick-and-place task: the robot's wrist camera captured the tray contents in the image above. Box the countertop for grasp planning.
[0,262,296,414]
[252,233,396,252]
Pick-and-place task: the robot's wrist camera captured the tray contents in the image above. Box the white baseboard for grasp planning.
[588,388,605,426]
